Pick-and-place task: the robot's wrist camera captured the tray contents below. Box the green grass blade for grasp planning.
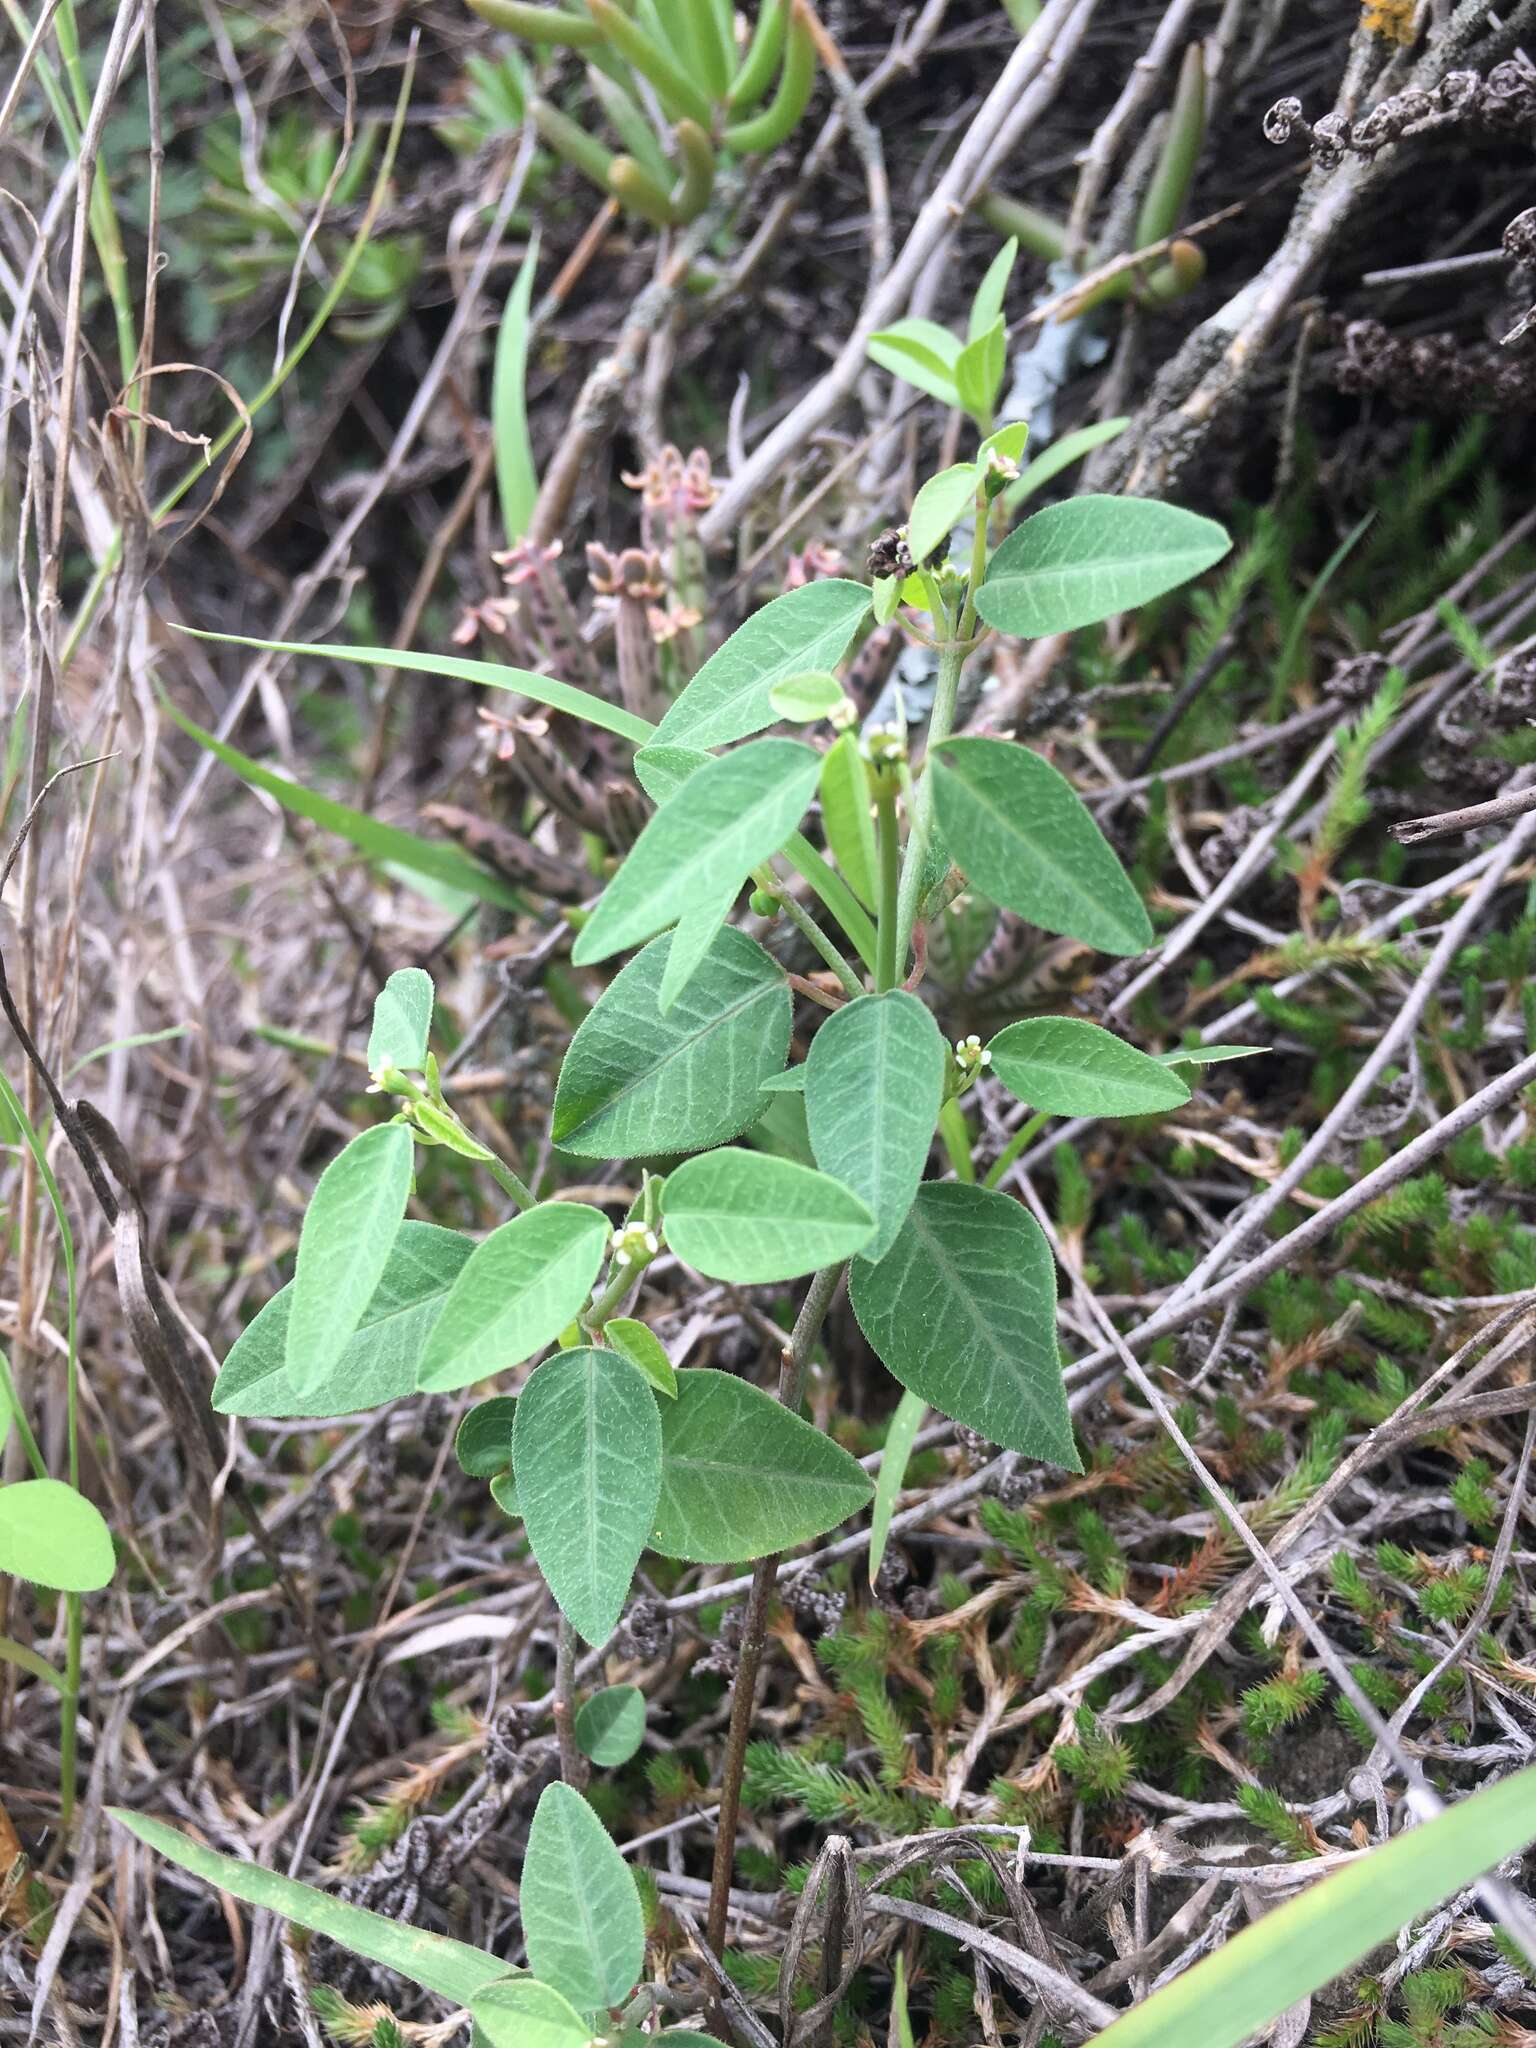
[868,1388,925,1587]
[1091,1763,1536,2048]
[162,700,528,913]
[493,233,541,544]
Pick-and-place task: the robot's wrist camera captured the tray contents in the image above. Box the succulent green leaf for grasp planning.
[768,670,846,722]
[492,233,540,543]
[850,1181,1078,1467]
[651,1368,874,1561]
[454,1395,519,1478]
[975,494,1231,637]
[574,1683,647,1765]
[471,1980,590,2048]
[653,581,871,752]
[555,927,791,1158]
[954,316,1006,428]
[931,736,1153,956]
[111,1810,512,2004]
[520,1780,646,2009]
[1155,1042,1266,1068]
[987,1016,1191,1118]
[804,992,945,1264]
[287,1123,415,1398]
[604,1317,677,1398]
[866,318,962,408]
[215,1223,473,1419]
[868,1388,925,1589]
[514,1348,662,1644]
[572,739,821,974]
[819,731,879,911]
[661,1148,874,1282]
[0,1479,114,1592]
[969,237,1017,343]
[907,464,980,569]
[416,1204,610,1394]
[367,969,434,1074]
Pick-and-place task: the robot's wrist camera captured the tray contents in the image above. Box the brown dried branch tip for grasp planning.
[1324,316,1536,412]
[1265,56,1536,170]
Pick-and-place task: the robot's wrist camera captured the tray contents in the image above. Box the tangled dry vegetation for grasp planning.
[8,0,1536,2043]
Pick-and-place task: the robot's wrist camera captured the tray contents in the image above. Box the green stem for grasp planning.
[893,502,990,967]
[485,1153,539,1211]
[938,1098,975,1182]
[581,1239,657,1337]
[874,778,900,993]
[756,867,864,999]
[983,1109,1050,1191]
[59,1594,82,1827]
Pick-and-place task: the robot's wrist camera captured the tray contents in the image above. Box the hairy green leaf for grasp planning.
[866,318,961,407]
[804,992,944,1264]
[574,1684,646,1765]
[604,1317,677,1398]
[0,1480,114,1593]
[651,1368,874,1561]
[850,1181,1078,1467]
[514,1348,662,1644]
[367,969,434,1075]
[520,1781,645,2008]
[572,740,821,981]
[908,464,980,570]
[768,670,845,722]
[455,1395,519,1478]
[975,494,1230,637]
[931,736,1152,956]
[417,1204,610,1394]
[111,1810,512,2004]
[471,1980,589,2048]
[661,1148,874,1282]
[987,1016,1190,1117]
[215,1223,474,1418]
[1092,1762,1536,2048]
[633,742,710,804]
[287,1123,415,1398]
[653,581,871,752]
[554,927,790,1158]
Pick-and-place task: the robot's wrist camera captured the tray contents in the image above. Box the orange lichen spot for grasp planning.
[1362,0,1417,43]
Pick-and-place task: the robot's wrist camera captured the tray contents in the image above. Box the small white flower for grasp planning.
[984,445,1021,485]
[610,1221,660,1268]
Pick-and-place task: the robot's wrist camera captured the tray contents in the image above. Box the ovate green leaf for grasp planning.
[866,318,962,407]
[572,739,821,979]
[661,1148,874,1282]
[654,581,871,752]
[819,731,879,911]
[651,1368,874,1561]
[287,1123,415,1398]
[455,1395,519,1478]
[0,1480,114,1592]
[975,494,1231,637]
[604,1317,677,1398]
[215,1224,474,1418]
[554,926,790,1158]
[768,670,846,722]
[850,1181,1078,1468]
[514,1347,662,1644]
[111,1811,512,2004]
[804,992,944,1264]
[417,1203,610,1394]
[575,1683,647,1765]
[908,464,980,570]
[367,968,434,1074]
[931,736,1152,956]
[987,1016,1191,1117]
[520,1780,645,2009]
[471,1980,589,2048]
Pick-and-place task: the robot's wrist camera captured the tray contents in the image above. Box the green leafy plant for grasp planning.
[187,434,1236,1962]
[469,0,820,229]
